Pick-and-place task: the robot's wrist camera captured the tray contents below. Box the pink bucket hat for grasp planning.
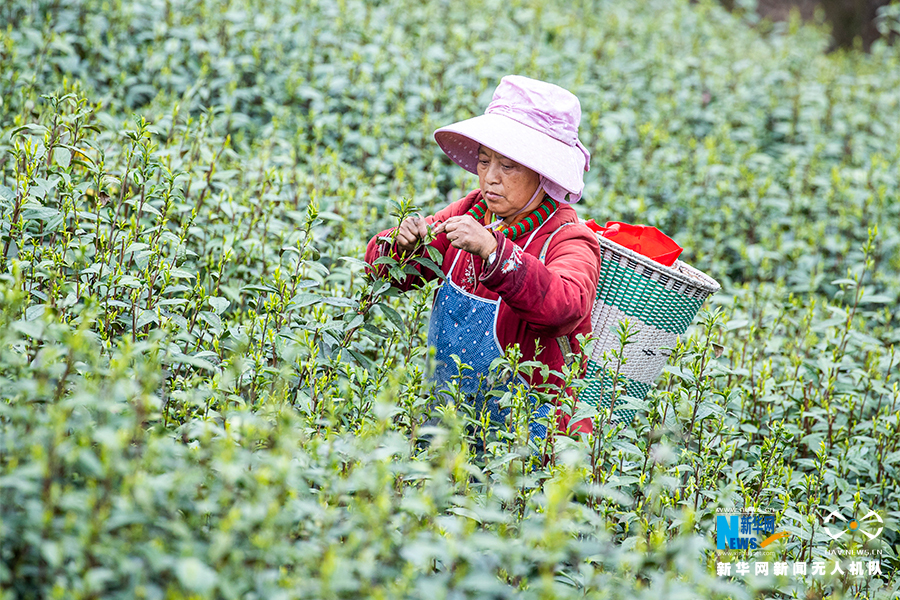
[434,75,591,203]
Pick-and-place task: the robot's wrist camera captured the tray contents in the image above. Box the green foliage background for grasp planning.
[1,0,899,598]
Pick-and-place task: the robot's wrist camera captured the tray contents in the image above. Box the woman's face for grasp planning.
[476,146,541,221]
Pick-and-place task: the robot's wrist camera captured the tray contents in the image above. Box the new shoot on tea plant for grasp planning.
[588,318,638,487]
[543,335,592,468]
[684,308,725,441]
[606,319,639,427]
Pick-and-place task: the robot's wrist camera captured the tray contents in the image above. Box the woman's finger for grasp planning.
[437,215,496,256]
[396,235,414,251]
[401,216,424,239]
[415,217,429,239]
[396,221,419,249]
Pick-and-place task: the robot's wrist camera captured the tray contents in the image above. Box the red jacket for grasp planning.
[365,189,601,434]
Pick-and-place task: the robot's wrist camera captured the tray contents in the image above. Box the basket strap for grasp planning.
[538,222,574,263]
[538,222,579,367]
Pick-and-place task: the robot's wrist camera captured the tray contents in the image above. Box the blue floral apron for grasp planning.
[426,230,556,445]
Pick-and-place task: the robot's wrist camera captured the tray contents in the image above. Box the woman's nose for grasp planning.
[484,160,502,183]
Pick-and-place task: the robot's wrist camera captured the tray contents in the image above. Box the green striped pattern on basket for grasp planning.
[585,299,679,425]
[596,256,704,335]
[579,363,649,425]
[579,234,720,426]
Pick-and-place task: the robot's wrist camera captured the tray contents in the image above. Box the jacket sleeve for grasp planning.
[364,191,480,291]
[478,223,600,336]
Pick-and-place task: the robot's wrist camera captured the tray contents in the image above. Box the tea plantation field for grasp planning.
[1,0,899,598]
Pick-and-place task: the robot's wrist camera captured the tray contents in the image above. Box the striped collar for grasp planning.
[467,194,559,242]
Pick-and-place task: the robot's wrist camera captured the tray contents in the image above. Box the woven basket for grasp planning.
[579,234,720,424]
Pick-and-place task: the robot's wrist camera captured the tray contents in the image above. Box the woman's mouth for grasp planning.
[484,191,504,202]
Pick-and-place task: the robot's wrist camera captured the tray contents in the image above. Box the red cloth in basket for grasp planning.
[584,220,682,266]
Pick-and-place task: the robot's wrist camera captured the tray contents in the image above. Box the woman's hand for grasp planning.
[434,215,498,260]
[395,215,430,253]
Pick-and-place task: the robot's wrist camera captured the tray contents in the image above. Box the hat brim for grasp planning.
[434,113,586,201]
